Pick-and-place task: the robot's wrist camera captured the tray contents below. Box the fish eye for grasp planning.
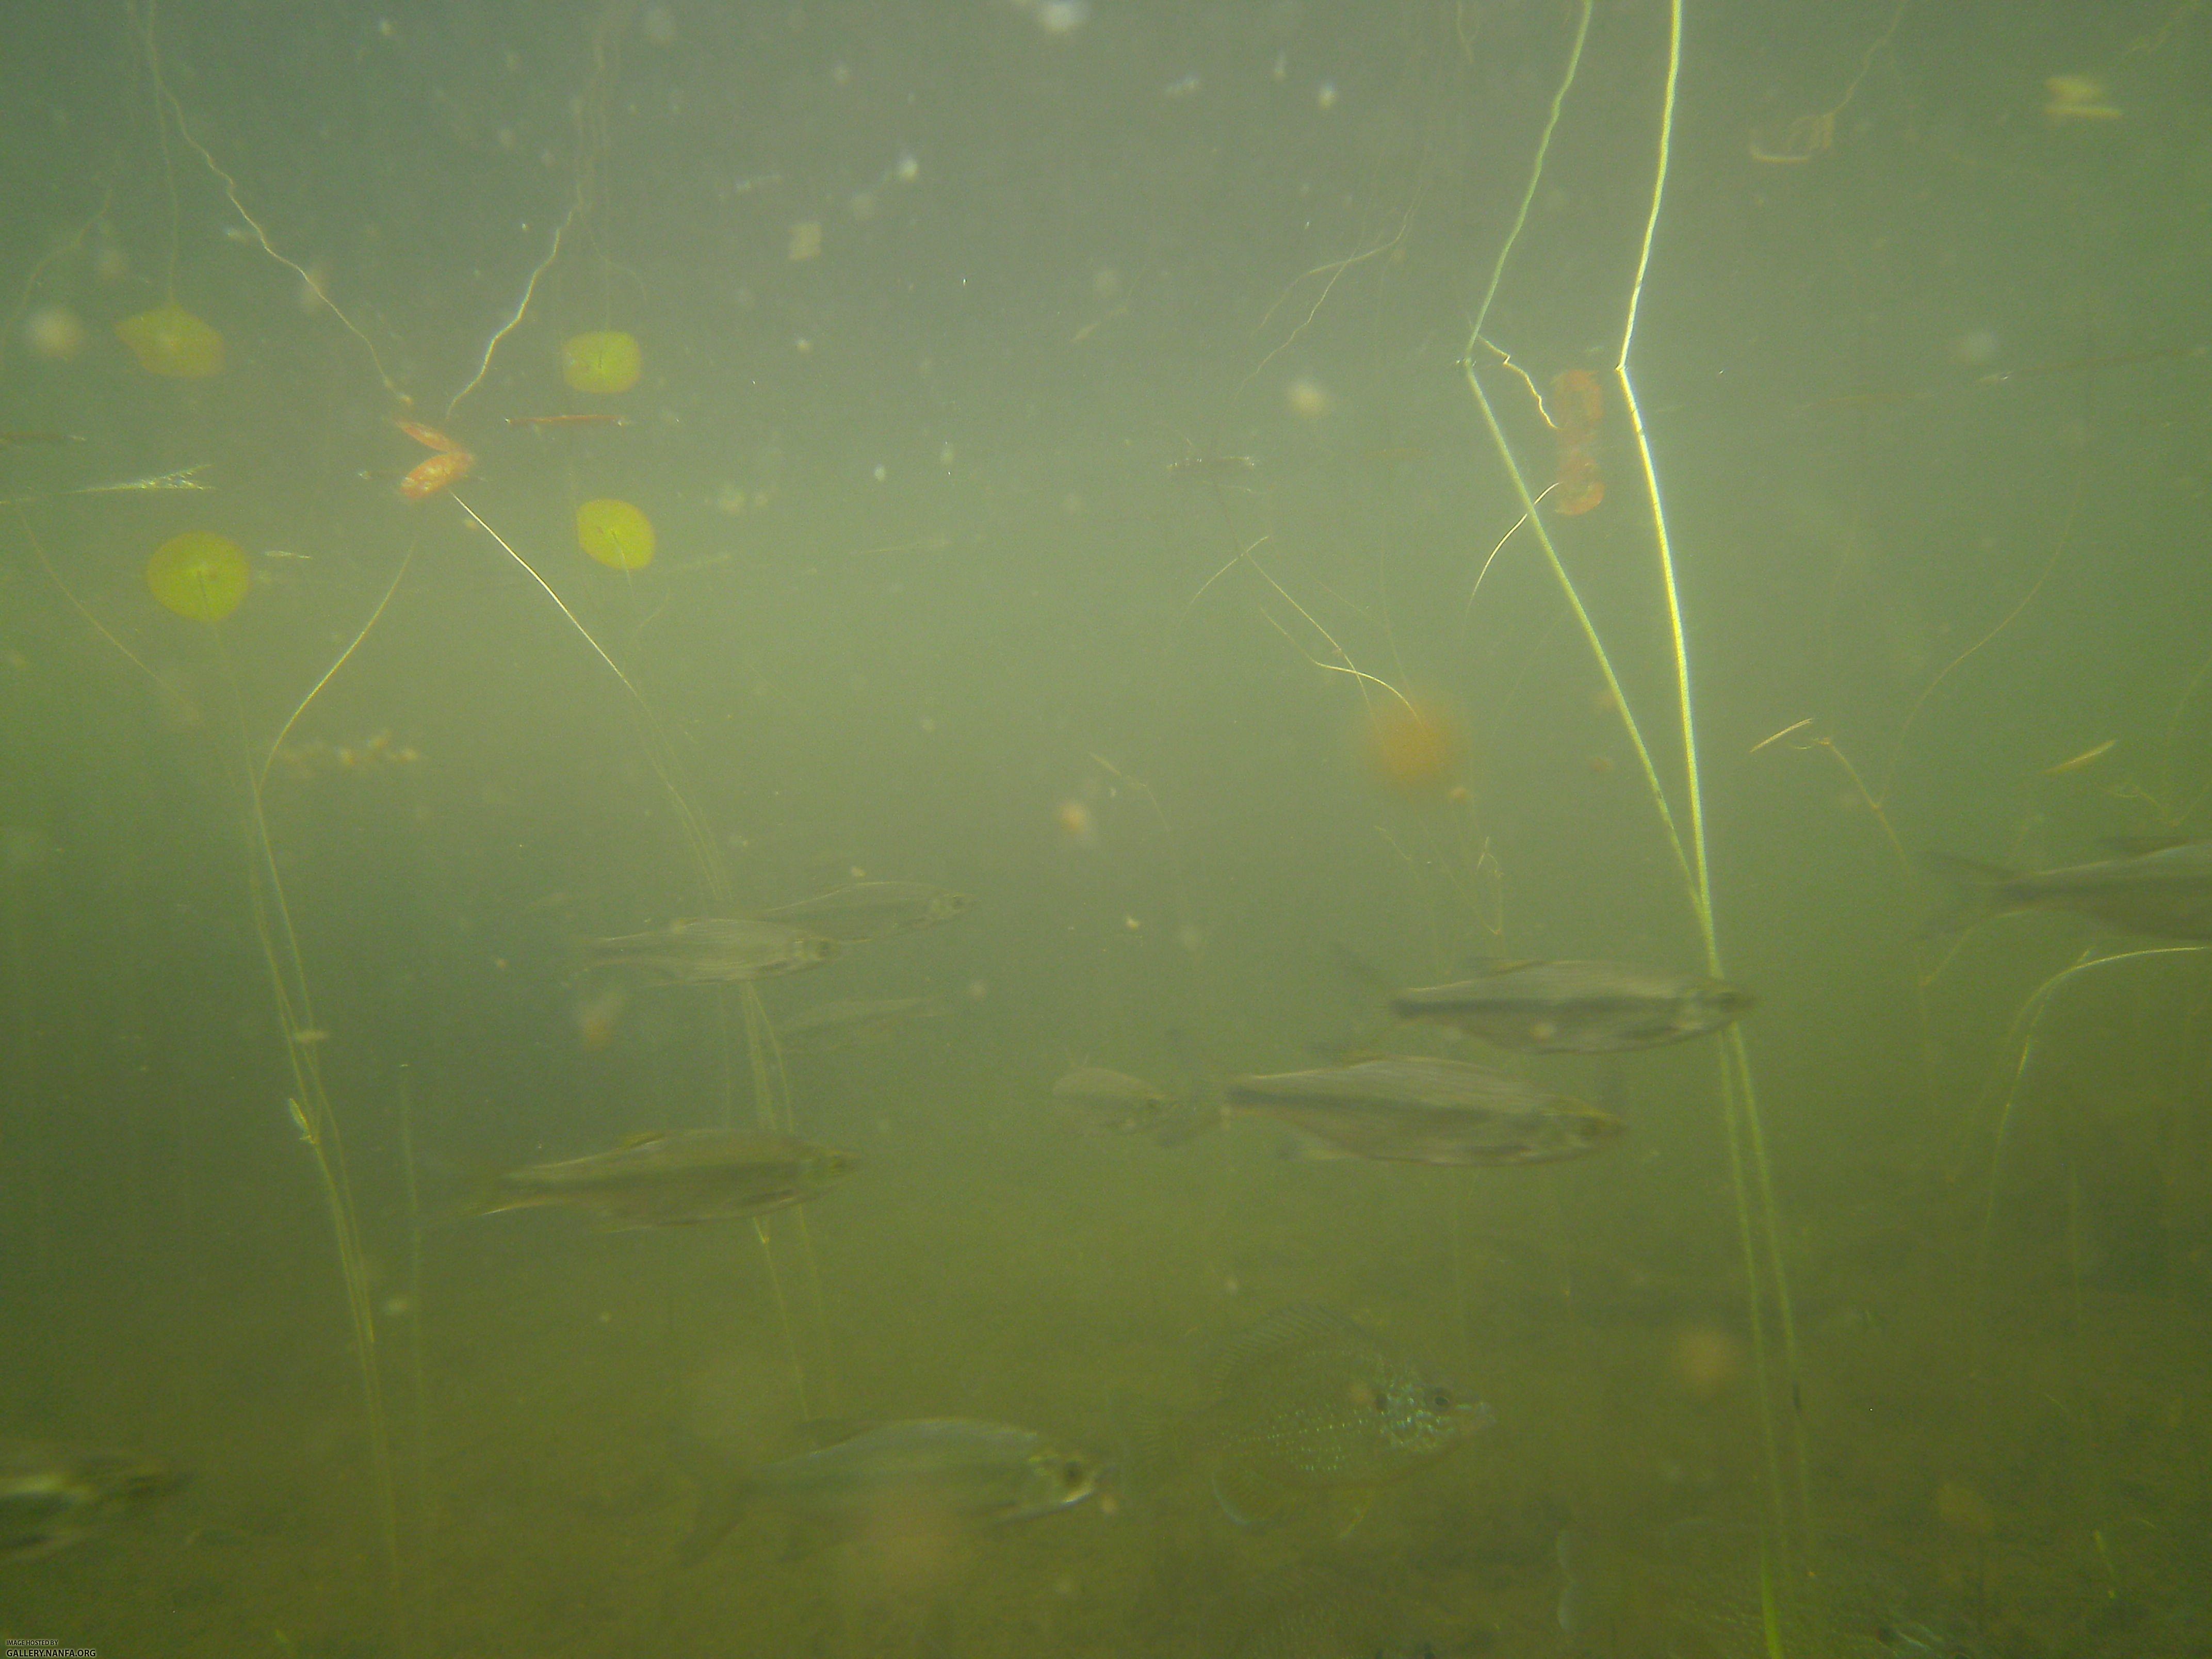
[1430,1389,1453,1410]
[1063,1459,1087,1485]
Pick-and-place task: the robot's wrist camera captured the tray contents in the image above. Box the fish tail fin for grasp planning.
[668,1428,753,1566]
[1158,1028,1230,1146]
[437,1170,526,1227]
[1919,851,2022,936]
[1327,941,1397,996]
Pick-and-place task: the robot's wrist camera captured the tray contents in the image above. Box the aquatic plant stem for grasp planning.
[1460,370,1696,902]
[1976,946,2209,1292]
[1615,0,1810,1566]
[30,519,402,1590]
[1459,0,1805,1586]
[206,597,401,1593]
[452,495,833,1435]
[165,92,404,401]
[258,544,414,791]
[449,494,727,897]
[445,200,580,421]
[396,1064,435,1535]
[139,0,183,302]
[1466,0,1592,345]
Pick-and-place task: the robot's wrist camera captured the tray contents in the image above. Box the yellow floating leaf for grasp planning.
[115,302,225,378]
[577,497,655,570]
[147,531,249,622]
[560,330,642,395]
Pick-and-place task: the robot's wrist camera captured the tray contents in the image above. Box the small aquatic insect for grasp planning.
[587,917,840,983]
[1929,841,2212,940]
[1165,1304,1488,1528]
[1,1440,185,1562]
[679,1418,1097,1563]
[759,881,976,943]
[1389,959,1755,1053]
[467,1127,857,1229]
[1051,1066,1216,1146]
[396,419,476,501]
[1225,1057,1623,1166]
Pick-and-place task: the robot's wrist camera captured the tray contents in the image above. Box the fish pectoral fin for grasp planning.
[616,1129,673,1149]
[1152,1104,1224,1149]
[1457,954,1539,975]
[1210,1462,1294,1528]
[666,1430,750,1568]
[1327,1486,1378,1539]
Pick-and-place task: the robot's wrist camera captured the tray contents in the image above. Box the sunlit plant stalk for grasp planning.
[1458,0,1807,1592]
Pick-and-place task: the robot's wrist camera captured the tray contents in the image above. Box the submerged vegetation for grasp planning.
[2,1,2209,1656]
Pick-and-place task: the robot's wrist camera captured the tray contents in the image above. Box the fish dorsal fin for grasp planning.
[1201,1303,1381,1389]
[617,1129,671,1149]
[792,1418,884,1450]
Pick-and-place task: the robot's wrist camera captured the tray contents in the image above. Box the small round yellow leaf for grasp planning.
[577,498,655,570]
[115,303,225,378]
[147,532,250,622]
[560,330,642,395]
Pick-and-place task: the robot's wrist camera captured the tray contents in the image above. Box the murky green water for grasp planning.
[3,2,2208,1654]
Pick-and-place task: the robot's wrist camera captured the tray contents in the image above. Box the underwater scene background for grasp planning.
[2,1,2209,1654]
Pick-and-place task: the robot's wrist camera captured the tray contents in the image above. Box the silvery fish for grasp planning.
[1226,1058,1623,1166]
[1,1440,185,1562]
[1051,1067,1216,1146]
[469,1128,856,1229]
[680,1418,1097,1563]
[1390,959,1753,1053]
[759,881,976,942]
[1179,1304,1489,1527]
[586,917,839,983]
[1930,842,2212,940]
